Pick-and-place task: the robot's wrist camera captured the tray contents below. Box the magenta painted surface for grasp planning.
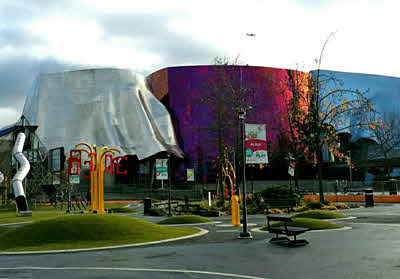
[148,65,308,181]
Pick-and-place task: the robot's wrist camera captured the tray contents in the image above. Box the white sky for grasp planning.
[0,0,399,127]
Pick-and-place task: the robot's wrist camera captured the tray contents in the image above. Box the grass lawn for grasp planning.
[261,218,343,231]
[0,203,136,225]
[0,214,198,252]
[158,215,214,225]
[293,210,348,219]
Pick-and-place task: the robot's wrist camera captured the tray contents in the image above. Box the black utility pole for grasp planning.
[238,107,252,239]
[167,153,172,216]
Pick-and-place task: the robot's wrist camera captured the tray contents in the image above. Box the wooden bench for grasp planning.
[265,199,309,246]
[265,199,295,214]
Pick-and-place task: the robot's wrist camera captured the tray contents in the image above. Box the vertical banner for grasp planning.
[245,124,268,164]
[69,149,81,184]
[156,159,168,180]
[288,161,295,177]
[187,168,195,181]
[52,173,61,185]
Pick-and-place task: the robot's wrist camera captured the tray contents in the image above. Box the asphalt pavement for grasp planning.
[2,203,400,278]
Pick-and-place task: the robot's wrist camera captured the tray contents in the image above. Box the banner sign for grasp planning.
[69,175,80,184]
[156,159,168,180]
[288,161,295,177]
[187,168,195,181]
[52,173,60,185]
[245,124,268,164]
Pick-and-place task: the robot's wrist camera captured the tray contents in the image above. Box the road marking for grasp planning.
[216,230,239,232]
[0,267,269,279]
[352,222,400,227]
[217,223,257,227]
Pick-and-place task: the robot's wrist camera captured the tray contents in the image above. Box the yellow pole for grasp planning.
[92,145,98,213]
[98,147,114,214]
[231,195,240,227]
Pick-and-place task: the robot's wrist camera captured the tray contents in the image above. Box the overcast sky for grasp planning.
[0,0,399,127]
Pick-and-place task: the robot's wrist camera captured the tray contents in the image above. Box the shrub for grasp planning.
[332,202,350,210]
[322,200,331,206]
[293,205,308,212]
[321,205,338,211]
[260,185,302,204]
[268,208,285,214]
[198,210,220,217]
[148,207,167,216]
[307,201,324,209]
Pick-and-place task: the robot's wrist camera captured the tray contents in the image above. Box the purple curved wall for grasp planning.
[147,65,310,182]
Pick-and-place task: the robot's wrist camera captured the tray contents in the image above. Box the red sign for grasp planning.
[68,152,127,179]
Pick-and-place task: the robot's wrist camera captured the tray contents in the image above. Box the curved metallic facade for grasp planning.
[147,65,310,181]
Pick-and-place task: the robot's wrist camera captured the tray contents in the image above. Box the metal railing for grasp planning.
[299,180,399,196]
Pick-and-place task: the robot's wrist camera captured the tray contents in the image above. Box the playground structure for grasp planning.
[74,142,123,214]
[215,148,240,226]
[216,148,236,199]
[12,132,31,215]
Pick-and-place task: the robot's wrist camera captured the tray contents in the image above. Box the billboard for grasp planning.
[245,124,268,164]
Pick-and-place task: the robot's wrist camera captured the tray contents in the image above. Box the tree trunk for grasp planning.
[315,138,324,202]
[384,154,390,177]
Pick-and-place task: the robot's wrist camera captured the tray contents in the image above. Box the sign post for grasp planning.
[156,159,168,189]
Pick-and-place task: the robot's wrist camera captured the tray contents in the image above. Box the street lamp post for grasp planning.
[167,153,172,216]
[238,107,252,239]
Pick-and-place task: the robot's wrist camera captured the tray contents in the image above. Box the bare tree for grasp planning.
[199,56,255,199]
[368,112,400,177]
[270,68,313,189]
[277,33,376,202]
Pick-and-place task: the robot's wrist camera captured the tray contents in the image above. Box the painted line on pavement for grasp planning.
[0,267,269,279]
[351,222,400,227]
[217,223,258,227]
[0,228,209,255]
[216,230,240,232]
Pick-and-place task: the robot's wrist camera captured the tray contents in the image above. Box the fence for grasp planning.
[299,180,400,196]
[102,184,203,201]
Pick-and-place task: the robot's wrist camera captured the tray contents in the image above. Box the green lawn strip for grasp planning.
[261,218,343,231]
[0,226,10,235]
[158,215,214,225]
[293,210,348,219]
[0,210,59,225]
[0,203,138,225]
[0,215,198,252]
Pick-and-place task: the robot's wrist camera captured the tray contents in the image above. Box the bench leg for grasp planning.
[288,234,309,246]
[269,234,290,243]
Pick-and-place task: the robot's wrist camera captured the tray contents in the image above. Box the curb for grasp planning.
[0,221,32,227]
[251,226,352,233]
[322,216,357,221]
[161,221,221,226]
[0,228,209,255]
